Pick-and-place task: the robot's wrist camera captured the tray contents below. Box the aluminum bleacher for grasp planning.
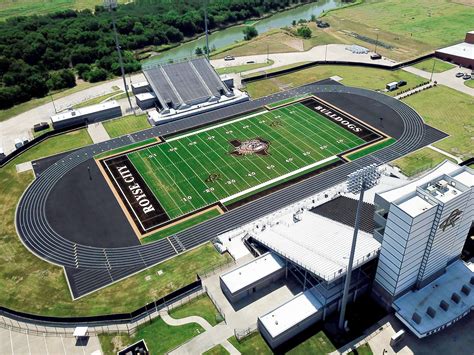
[143,58,233,112]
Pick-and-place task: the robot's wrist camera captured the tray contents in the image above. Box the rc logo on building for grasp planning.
[440,209,463,231]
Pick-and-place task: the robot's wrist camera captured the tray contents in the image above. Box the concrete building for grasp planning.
[131,81,151,95]
[50,100,122,130]
[135,92,157,110]
[373,161,474,337]
[220,252,285,303]
[435,31,474,68]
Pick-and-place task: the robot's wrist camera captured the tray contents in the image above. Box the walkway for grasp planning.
[86,122,110,144]
[402,66,474,97]
[161,309,240,354]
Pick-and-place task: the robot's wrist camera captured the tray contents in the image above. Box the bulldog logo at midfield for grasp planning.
[229,138,270,156]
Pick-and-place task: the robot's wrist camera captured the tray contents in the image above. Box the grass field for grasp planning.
[244,66,426,98]
[216,60,274,75]
[0,0,127,20]
[286,331,336,354]
[348,343,373,355]
[73,91,123,109]
[102,114,150,138]
[393,147,455,177]
[127,100,368,221]
[203,344,230,355]
[402,86,473,160]
[169,293,223,326]
[228,333,272,354]
[412,58,455,73]
[99,316,204,355]
[465,80,474,89]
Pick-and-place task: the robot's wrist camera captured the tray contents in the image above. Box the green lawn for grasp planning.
[464,80,474,89]
[103,114,151,138]
[99,316,204,355]
[0,132,232,318]
[348,343,373,355]
[216,60,274,75]
[286,331,336,354]
[170,293,223,326]
[346,138,396,161]
[73,91,123,109]
[412,58,455,73]
[245,66,426,98]
[128,100,366,220]
[402,86,473,160]
[142,208,222,244]
[0,0,127,20]
[228,334,272,355]
[203,344,230,355]
[94,138,158,160]
[393,147,454,177]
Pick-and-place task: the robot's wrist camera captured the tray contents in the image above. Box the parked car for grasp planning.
[455,72,464,78]
[398,80,407,87]
[14,138,23,149]
[462,74,471,80]
[370,53,382,60]
[224,56,235,61]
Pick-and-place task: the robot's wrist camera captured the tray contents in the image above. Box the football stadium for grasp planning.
[16,73,448,300]
[100,96,388,236]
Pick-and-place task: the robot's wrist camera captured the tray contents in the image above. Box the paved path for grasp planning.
[394,82,434,99]
[402,66,474,96]
[87,122,110,144]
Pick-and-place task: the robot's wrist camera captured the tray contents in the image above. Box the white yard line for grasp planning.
[166,110,267,142]
[220,155,338,203]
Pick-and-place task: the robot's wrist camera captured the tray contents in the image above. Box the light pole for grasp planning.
[338,164,381,331]
[204,0,209,59]
[104,0,135,115]
[430,59,436,82]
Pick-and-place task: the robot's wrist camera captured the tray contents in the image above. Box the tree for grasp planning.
[75,63,91,80]
[243,26,258,41]
[297,26,312,39]
[86,68,107,82]
[195,47,203,56]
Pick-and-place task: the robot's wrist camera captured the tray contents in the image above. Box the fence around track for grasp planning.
[0,280,202,332]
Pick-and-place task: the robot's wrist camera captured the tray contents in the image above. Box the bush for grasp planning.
[86,68,107,83]
[296,25,312,39]
[47,69,76,90]
[243,26,258,41]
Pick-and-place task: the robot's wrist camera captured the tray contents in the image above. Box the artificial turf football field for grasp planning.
[125,98,376,221]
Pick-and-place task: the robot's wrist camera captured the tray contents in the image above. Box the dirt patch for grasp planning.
[283,37,304,51]
[449,0,474,6]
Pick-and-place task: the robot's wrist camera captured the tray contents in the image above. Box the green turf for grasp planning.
[393,147,455,177]
[346,138,396,161]
[128,101,366,220]
[286,331,336,354]
[216,60,274,75]
[99,316,204,355]
[141,208,222,244]
[169,293,223,326]
[102,114,150,138]
[94,138,158,160]
[203,344,230,355]
[348,343,373,355]
[464,80,474,89]
[402,86,473,160]
[412,58,455,73]
[228,333,272,355]
[245,66,427,98]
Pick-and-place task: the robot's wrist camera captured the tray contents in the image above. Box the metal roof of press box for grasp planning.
[51,100,120,123]
[220,252,285,294]
[259,289,322,338]
[252,210,380,281]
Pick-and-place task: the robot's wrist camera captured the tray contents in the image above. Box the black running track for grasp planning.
[16,84,447,298]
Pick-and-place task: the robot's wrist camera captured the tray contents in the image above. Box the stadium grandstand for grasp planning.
[136,58,248,124]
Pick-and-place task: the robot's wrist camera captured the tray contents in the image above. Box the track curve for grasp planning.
[16,85,427,274]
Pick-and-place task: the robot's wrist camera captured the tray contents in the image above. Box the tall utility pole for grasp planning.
[204,0,209,59]
[338,164,381,331]
[374,30,379,54]
[430,59,436,82]
[104,0,135,115]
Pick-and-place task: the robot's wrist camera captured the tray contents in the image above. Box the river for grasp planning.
[147,0,344,63]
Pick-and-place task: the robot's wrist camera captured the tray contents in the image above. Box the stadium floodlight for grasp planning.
[104,0,135,115]
[338,164,380,331]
